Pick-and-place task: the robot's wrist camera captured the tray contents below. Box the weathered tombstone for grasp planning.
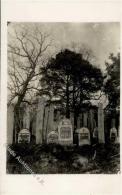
[58,118,73,145]
[77,113,83,129]
[116,126,120,143]
[76,127,90,146]
[53,110,61,131]
[93,127,98,139]
[31,115,36,136]
[88,109,94,131]
[93,127,98,143]
[47,131,59,144]
[57,110,61,121]
[110,127,117,143]
[23,106,30,129]
[7,105,14,144]
[36,97,46,144]
[98,103,105,143]
[70,112,74,131]
[83,112,88,127]
[47,104,54,132]
[18,129,30,144]
[43,106,50,138]
[111,118,116,128]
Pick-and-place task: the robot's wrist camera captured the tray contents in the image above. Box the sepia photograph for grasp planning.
[7,22,120,174]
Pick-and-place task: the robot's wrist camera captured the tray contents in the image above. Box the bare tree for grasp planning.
[8,24,53,142]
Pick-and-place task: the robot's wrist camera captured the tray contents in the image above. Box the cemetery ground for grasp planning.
[7,143,120,174]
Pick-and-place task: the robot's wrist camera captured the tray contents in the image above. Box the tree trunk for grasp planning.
[73,82,76,131]
[66,75,70,118]
[42,106,46,144]
[13,105,21,143]
[12,70,35,143]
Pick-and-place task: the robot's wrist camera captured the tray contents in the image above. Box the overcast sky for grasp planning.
[8,22,120,71]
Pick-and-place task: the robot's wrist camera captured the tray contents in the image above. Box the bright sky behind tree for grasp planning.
[8,22,120,71]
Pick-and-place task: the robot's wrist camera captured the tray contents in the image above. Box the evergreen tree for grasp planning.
[40,49,103,129]
[104,53,120,112]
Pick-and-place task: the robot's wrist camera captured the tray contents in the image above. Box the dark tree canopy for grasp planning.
[40,49,103,124]
[104,53,120,111]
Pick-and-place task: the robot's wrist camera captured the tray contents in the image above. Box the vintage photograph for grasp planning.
[7,22,120,174]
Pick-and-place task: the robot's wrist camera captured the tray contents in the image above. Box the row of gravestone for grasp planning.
[17,118,119,145]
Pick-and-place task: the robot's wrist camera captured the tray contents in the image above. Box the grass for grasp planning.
[6,143,120,174]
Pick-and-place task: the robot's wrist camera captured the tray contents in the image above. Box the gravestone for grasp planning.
[88,109,94,131]
[7,105,14,144]
[47,104,54,132]
[110,127,117,143]
[47,131,59,144]
[18,129,30,144]
[36,97,46,144]
[76,127,90,146]
[43,106,50,138]
[77,114,82,129]
[23,106,30,129]
[111,118,116,128]
[58,118,73,145]
[57,110,61,121]
[83,112,88,127]
[53,110,61,131]
[70,112,74,131]
[93,127,98,143]
[98,103,105,143]
[116,126,120,143]
[31,114,36,136]
[93,127,98,139]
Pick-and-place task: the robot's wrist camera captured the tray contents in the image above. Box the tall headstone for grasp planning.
[23,106,30,129]
[77,114,82,129]
[111,118,116,128]
[57,110,60,121]
[70,112,74,131]
[83,112,88,127]
[117,115,120,143]
[31,115,36,136]
[89,109,94,131]
[117,126,120,143]
[43,106,50,140]
[53,110,61,132]
[7,105,14,144]
[77,116,80,129]
[36,97,46,144]
[98,103,105,143]
[48,104,54,132]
